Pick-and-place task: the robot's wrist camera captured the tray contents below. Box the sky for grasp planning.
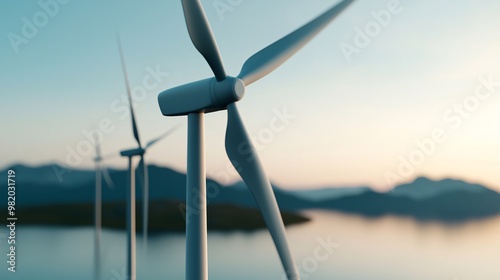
[1,0,500,191]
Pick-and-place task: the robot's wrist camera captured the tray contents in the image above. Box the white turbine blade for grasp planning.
[225,103,299,280]
[181,0,227,81]
[117,36,142,147]
[101,165,115,189]
[238,0,355,86]
[145,123,181,149]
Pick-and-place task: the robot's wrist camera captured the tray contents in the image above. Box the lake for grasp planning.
[2,211,499,280]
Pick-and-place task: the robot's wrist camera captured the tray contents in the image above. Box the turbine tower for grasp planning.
[93,137,114,280]
[157,0,356,279]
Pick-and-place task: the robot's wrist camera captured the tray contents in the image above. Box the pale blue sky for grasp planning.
[1,0,500,190]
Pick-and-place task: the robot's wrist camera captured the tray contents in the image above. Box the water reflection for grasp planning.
[2,211,499,280]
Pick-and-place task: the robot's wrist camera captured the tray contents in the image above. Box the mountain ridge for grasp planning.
[1,163,499,222]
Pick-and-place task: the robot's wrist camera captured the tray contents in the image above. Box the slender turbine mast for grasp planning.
[93,137,114,280]
[157,0,356,279]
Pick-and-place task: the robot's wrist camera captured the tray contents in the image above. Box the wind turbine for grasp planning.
[93,136,115,280]
[157,0,356,279]
[117,38,179,280]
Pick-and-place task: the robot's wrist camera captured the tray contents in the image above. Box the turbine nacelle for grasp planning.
[158,76,245,116]
[120,148,145,157]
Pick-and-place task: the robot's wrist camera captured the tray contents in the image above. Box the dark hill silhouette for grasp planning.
[388,176,490,200]
[1,163,499,223]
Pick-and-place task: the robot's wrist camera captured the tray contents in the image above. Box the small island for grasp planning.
[5,200,310,232]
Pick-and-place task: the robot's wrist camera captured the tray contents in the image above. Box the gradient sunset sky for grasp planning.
[1,0,500,191]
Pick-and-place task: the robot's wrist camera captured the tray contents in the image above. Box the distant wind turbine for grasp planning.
[157,0,356,279]
[117,37,178,280]
[93,136,115,280]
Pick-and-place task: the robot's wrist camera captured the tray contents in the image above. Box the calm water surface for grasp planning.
[2,211,499,280]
